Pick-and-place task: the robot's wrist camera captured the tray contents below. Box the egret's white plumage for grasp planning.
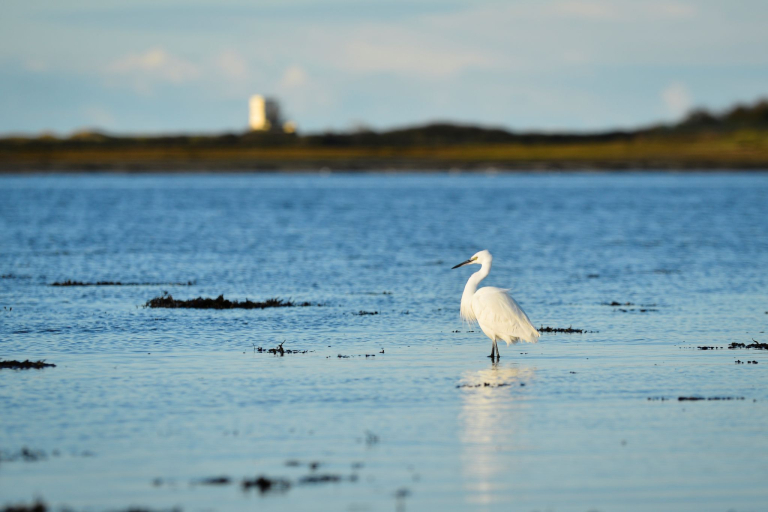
[453,250,539,359]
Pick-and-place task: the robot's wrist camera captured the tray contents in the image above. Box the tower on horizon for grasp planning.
[249,95,281,131]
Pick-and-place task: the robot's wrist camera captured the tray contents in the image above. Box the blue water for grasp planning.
[1,173,767,511]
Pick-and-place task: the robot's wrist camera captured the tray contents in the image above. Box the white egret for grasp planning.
[452,250,539,359]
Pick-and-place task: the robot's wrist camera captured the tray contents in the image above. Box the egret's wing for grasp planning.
[472,287,540,345]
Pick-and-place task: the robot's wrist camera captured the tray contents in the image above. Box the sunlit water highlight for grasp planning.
[1,173,767,511]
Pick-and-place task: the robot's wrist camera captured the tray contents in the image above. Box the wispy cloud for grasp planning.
[662,82,693,118]
[106,48,200,93]
[280,65,308,89]
[548,1,619,21]
[216,50,248,80]
[340,36,493,78]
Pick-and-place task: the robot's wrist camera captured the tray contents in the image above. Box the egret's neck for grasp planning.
[462,261,491,302]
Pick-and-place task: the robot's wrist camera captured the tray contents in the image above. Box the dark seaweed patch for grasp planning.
[354,311,379,316]
[0,360,56,370]
[252,342,312,356]
[328,353,378,359]
[241,476,291,493]
[145,294,310,310]
[1,501,177,512]
[1,274,31,280]
[697,346,722,350]
[456,382,512,388]
[0,447,47,462]
[197,476,232,486]
[678,396,745,401]
[729,340,768,350]
[602,301,658,312]
[538,326,596,334]
[53,280,194,286]
[649,396,747,401]
[299,474,343,484]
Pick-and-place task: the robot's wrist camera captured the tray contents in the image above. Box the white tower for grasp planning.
[249,95,269,131]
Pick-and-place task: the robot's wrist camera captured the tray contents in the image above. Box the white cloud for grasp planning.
[548,1,619,21]
[82,105,116,128]
[216,50,248,79]
[662,82,693,118]
[106,48,199,92]
[653,3,697,19]
[280,65,307,88]
[24,59,48,72]
[342,39,493,78]
[547,1,696,22]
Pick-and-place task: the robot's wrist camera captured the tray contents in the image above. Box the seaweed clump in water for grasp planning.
[1,503,178,512]
[0,360,56,370]
[538,326,587,333]
[729,339,768,350]
[53,280,194,286]
[242,476,291,493]
[145,294,309,310]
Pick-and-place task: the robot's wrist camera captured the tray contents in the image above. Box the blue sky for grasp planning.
[1,0,767,135]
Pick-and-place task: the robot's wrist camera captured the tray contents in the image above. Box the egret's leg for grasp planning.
[493,339,500,361]
[488,341,496,359]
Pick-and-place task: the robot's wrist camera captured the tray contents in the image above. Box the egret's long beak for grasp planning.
[451,259,473,269]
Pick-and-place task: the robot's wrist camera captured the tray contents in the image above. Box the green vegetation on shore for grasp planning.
[2,100,767,171]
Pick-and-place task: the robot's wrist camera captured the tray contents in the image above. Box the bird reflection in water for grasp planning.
[458,363,535,505]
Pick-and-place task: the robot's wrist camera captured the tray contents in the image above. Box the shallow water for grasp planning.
[1,172,767,512]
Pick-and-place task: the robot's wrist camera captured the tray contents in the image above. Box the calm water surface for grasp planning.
[1,173,767,511]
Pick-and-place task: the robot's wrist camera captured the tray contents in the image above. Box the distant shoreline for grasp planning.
[2,139,768,172]
[3,100,768,172]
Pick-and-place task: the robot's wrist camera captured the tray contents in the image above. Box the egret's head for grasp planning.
[451,250,492,269]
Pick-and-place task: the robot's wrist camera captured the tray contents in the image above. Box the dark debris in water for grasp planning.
[602,301,658,312]
[196,476,232,486]
[0,447,47,462]
[729,340,768,350]
[242,476,292,494]
[241,470,359,494]
[53,280,194,287]
[0,502,178,512]
[679,396,745,401]
[648,396,746,401]
[0,448,93,462]
[697,346,723,350]
[735,360,759,364]
[299,474,345,484]
[2,273,30,280]
[253,341,312,356]
[328,353,379,359]
[538,326,596,334]
[145,294,310,310]
[456,382,520,388]
[354,310,379,316]
[0,360,56,370]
